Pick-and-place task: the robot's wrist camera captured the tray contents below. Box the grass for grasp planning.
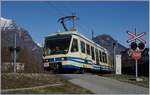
[1,73,93,94]
[2,73,62,89]
[3,81,92,94]
[99,74,149,88]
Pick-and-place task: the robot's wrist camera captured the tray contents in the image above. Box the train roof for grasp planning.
[46,31,108,52]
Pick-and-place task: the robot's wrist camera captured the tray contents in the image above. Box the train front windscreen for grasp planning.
[44,35,71,55]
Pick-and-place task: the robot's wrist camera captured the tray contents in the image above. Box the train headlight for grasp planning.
[45,59,48,62]
[61,58,64,61]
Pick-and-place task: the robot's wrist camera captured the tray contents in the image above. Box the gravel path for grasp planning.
[1,83,63,93]
[62,74,149,94]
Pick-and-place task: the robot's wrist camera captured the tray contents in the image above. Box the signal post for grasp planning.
[126,30,146,81]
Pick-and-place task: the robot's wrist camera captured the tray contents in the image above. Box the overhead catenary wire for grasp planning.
[46,2,76,32]
[77,20,101,39]
[46,2,67,16]
[46,1,99,38]
[46,2,77,19]
[61,2,75,16]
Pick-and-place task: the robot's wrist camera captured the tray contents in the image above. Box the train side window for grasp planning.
[102,52,106,63]
[95,49,99,65]
[102,52,104,62]
[99,50,102,62]
[71,38,78,52]
[105,54,107,63]
[80,41,85,53]
[104,53,107,63]
[86,44,90,55]
[91,46,95,60]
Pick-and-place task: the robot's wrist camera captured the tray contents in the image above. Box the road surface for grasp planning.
[61,74,149,94]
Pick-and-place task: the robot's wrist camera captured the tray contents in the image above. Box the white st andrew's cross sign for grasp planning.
[126,31,146,44]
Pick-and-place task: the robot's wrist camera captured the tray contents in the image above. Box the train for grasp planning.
[43,16,113,73]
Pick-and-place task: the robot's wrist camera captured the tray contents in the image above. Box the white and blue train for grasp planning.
[43,16,112,73]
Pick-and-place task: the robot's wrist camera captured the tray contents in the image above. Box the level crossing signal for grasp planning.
[130,42,137,50]
[126,30,146,59]
[138,42,145,50]
[126,30,146,81]
[130,42,145,51]
[126,31,146,44]
[132,47,141,60]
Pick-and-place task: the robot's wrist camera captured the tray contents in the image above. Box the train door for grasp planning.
[95,48,99,65]
[70,38,79,53]
[80,40,86,68]
[85,43,91,69]
[69,36,80,59]
[91,46,95,64]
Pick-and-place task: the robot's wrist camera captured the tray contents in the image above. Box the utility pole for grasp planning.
[134,28,138,80]
[113,40,117,73]
[113,45,116,72]
[13,32,16,73]
[92,29,94,40]
[135,28,136,43]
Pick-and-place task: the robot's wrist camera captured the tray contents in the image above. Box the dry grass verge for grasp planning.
[1,73,93,94]
[98,74,149,88]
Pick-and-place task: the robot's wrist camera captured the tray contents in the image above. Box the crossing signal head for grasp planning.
[138,42,145,50]
[113,42,116,48]
[130,42,137,50]
[9,47,14,52]
[16,47,21,52]
[113,41,117,48]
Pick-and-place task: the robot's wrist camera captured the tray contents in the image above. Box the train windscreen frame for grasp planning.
[44,35,71,55]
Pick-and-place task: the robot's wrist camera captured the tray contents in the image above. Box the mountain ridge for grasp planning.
[1,17,43,73]
[93,34,126,57]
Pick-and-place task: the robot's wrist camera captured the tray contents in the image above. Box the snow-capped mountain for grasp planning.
[0,17,17,30]
[1,17,43,72]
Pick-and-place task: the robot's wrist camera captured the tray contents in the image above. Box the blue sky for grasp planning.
[2,1,149,48]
